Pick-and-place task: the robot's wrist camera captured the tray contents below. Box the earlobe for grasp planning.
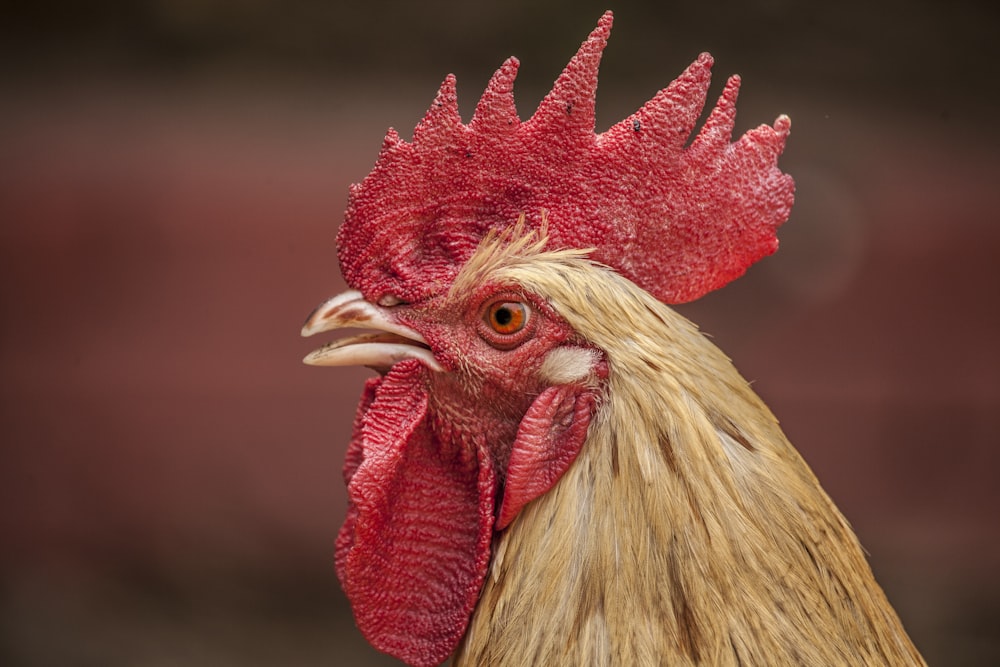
[538,346,600,385]
[496,384,596,529]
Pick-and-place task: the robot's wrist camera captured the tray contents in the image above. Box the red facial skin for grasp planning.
[398,287,585,472]
[334,282,604,667]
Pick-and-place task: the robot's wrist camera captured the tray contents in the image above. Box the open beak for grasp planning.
[301,290,442,372]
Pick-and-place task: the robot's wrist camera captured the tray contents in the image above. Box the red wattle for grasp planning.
[496,384,596,530]
[335,361,495,667]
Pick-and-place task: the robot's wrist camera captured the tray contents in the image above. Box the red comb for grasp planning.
[337,10,794,305]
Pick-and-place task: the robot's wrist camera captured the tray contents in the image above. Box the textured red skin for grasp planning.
[337,10,794,307]
[335,361,495,667]
[332,10,795,665]
[333,376,378,586]
[496,384,597,530]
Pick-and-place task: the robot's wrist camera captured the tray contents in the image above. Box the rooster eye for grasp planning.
[485,301,529,335]
[477,295,535,349]
[487,302,529,334]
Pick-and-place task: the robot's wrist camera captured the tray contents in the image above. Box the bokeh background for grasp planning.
[2,1,998,664]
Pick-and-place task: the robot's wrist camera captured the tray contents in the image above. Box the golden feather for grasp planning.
[453,231,924,666]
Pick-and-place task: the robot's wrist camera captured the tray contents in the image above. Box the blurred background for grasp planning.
[1,0,997,664]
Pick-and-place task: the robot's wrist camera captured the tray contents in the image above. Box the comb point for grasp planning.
[413,74,463,144]
[527,11,613,140]
[471,57,521,135]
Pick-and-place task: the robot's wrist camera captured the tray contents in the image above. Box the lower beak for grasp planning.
[300,290,442,372]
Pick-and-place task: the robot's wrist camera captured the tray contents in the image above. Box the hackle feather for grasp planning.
[453,232,925,666]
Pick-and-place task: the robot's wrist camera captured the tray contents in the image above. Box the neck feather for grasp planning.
[455,257,923,666]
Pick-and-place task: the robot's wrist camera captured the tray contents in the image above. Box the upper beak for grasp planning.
[301,290,442,372]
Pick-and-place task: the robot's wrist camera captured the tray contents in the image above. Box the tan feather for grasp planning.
[453,231,924,666]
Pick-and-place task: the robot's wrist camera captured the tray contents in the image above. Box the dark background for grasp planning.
[2,1,998,664]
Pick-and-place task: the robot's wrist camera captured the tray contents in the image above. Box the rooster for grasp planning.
[302,12,925,667]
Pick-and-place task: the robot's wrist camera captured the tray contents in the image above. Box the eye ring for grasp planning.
[477,296,534,350]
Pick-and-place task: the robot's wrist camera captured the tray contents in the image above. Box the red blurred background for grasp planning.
[2,1,998,664]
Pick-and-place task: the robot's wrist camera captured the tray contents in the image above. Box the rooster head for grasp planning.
[303,10,793,666]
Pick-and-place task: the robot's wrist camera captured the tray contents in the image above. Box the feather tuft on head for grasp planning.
[337,10,794,306]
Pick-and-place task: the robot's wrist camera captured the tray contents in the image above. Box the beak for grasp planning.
[301,290,442,372]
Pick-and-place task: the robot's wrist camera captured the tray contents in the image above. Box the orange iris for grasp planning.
[486,301,529,335]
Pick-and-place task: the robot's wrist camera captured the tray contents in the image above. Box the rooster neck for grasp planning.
[454,300,923,666]
[425,373,532,477]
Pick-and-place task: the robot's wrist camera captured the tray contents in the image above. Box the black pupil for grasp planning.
[494,306,513,326]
